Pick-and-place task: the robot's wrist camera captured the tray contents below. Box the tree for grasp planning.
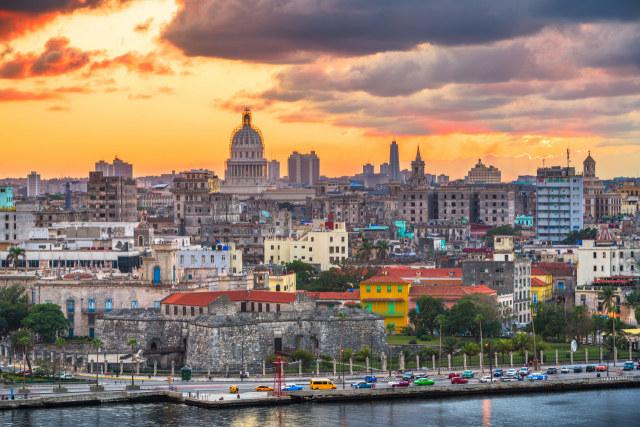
[495,339,512,364]
[386,323,395,376]
[127,338,138,386]
[0,283,29,305]
[561,228,597,244]
[475,313,485,372]
[625,289,640,308]
[92,338,104,389]
[442,337,460,355]
[278,202,294,212]
[416,296,445,336]
[358,242,375,262]
[343,348,353,362]
[597,286,616,313]
[55,337,66,390]
[307,259,379,292]
[510,333,533,357]
[435,314,445,374]
[21,303,70,342]
[565,305,592,347]
[6,247,26,269]
[0,283,29,332]
[530,304,565,340]
[407,309,419,330]
[482,225,521,245]
[284,260,316,289]
[461,343,480,356]
[18,336,32,385]
[291,349,314,367]
[375,241,391,266]
[354,346,372,361]
[11,329,34,380]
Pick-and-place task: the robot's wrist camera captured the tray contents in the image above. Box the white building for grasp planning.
[178,244,243,274]
[536,165,583,243]
[27,172,41,197]
[577,234,640,287]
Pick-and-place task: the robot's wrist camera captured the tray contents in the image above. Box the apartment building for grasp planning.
[536,166,583,243]
[88,171,137,222]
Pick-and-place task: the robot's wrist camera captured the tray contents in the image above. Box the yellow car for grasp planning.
[255,385,274,392]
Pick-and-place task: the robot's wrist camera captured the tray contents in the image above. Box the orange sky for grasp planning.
[2,1,640,181]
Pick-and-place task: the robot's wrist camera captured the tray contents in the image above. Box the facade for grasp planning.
[88,171,137,222]
[437,174,449,184]
[363,163,374,175]
[475,187,515,226]
[267,271,297,292]
[268,160,280,184]
[535,166,583,243]
[177,246,243,274]
[466,159,501,184]
[0,187,13,210]
[95,157,133,179]
[389,139,400,181]
[305,291,361,309]
[577,237,640,287]
[360,276,411,329]
[27,171,40,197]
[582,153,622,221]
[288,151,320,186]
[264,221,348,271]
[530,277,553,312]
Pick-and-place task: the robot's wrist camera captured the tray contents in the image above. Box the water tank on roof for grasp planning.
[217,244,223,250]
[223,245,229,250]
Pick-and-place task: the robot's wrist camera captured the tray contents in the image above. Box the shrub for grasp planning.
[291,349,315,367]
[266,354,288,364]
[399,326,414,336]
[415,325,428,338]
[319,354,332,361]
[419,335,431,342]
[409,339,417,344]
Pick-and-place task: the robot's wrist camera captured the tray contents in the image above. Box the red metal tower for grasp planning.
[272,353,287,397]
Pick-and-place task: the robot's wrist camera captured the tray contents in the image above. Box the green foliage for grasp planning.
[416,295,446,336]
[626,290,640,308]
[531,304,566,340]
[482,225,521,245]
[460,342,480,356]
[636,307,640,325]
[408,339,417,344]
[21,303,69,342]
[375,241,391,264]
[417,347,438,360]
[399,326,414,336]
[278,202,295,212]
[358,242,375,262]
[598,286,616,312]
[342,348,353,361]
[291,349,315,366]
[510,333,534,355]
[419,335,431,341]
[442,337,460,355]
[6,247,26,269]
[561,228,597,244]
[319,354,332,361]
[284,260,317,288]
[354,346,372,361]
[0,283,29,305]
[386,323,396,335]
[0,283,29,332]
[34,359,57,378]
[402,348,412,361]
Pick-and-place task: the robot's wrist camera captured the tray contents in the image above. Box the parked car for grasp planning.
[352,381,373,389]
[414,373,427,380]
[389,379,410,387]
[596,365,607,372]
[546,367,557,375]
[451,377,468,384]
[560,367,571,374]
[624,361,635,371]
[493,369,503,377]
[586,365,596,372]
[519,367,530,376]
[479,375,495,383]
[527,375,549,381]
[364,375,378,383]
[461,370,474,378]
[501,375,519,382]
[402,372,414,381]
[282,384,304,391]
[414,378,435,386]
[255,385,274,392]
[574,366,583,373]
[506,369,518,376]
[448,372,459,379]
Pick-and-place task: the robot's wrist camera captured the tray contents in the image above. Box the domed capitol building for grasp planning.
[222,108,275,194]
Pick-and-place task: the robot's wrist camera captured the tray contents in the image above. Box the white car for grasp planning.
[506,369,518,376]
[501,375,519,382]
[479,375,495,383]
[560,367,570,374]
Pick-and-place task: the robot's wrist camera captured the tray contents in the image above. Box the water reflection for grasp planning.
[1,389,639,427]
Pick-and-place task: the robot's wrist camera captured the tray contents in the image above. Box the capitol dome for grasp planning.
[225,108,269,187]
[229,108,264,155]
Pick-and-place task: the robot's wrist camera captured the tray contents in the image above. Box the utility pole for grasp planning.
[241,325,244,382]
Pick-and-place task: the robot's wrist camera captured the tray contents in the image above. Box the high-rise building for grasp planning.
[95,156,133,179]
[287,151,320,186]
[536,166,583,243]
[88,171,137,222]
[437,174,449,184]
[466,159,501,183]
[268,160,280,184]
[380,163,389,175]
[27,172,40,197]
[363,163,374,175]
[389,139,400,180]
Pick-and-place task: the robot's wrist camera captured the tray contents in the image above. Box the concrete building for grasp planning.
[177,245,243,274]
[380,163,389,176]
[268,160,280,184]
[536,165,583,243]
[95,156,133,179]
[577,234,640,287]
[582,152,622,221]
[288,151,320,187]
[27,172,40,197]
[363,163,374,175]
[88,171,137,222]
[0,187,13,210]
[437,174,449,184]
[389,139,400,181]
[360,276,411,329]
[466,159,501,184]
[264,221,348,271]
[475,187,516,226]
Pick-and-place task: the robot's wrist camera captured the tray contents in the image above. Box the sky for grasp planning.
[2,0,640,181]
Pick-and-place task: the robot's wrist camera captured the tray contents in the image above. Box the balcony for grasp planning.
[373,311,405,317]
[81,307,108,314]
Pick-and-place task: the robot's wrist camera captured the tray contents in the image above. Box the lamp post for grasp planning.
[241,326,244,382]
[341,348,344,389]
[485,335,493,382]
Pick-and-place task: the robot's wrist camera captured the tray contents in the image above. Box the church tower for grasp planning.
[583,151,596,178]
[409,146,427,186]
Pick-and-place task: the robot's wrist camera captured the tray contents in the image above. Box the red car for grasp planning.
[451,377,468,384]
[16,369,31,375]
[389,380,410,387]
[448,372,459,379]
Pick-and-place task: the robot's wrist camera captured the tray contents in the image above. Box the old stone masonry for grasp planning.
[96,296,388,371]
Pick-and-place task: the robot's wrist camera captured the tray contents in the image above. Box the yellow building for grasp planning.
[268,271,297,292]
[359,276,411,329]
[530,277,553,315]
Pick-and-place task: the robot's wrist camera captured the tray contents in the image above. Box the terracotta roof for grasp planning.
[380,267,463,278]
[532,263,575,277]
[161,290,299,306]
[361,276,410,284]
[344,301,358,306]
[305,292,360,300]
[530,278,548,287]
[409,284,496,299]
[530,267,548,276]
[246,290,298,303]
[361,298,405,302]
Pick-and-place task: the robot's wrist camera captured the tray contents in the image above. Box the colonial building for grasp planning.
[582,152,622,221]
[466,159,501,184]
[87,171,137,222]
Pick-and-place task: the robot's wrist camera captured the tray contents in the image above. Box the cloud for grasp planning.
[0,87,61,102]
[133,17,154,33]
[89,51,174,76]
[157,86,173,94]
[46,105,69,111]
[161,0,640,63]
[128,93,152,100]
[0,1,143,42]
[0,37,94,79]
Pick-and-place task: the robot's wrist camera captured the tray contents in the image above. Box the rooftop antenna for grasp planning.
[567,145,571,169]
[542,156,545,168]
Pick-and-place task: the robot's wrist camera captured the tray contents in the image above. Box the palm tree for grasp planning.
[359,242,375,262]
[127,338,138,386]
[407,309,419,331]
[6,247,26,270]
[92,338,104,390]
[55,338,66,390]
[495,339,512,365]
[337,311,347,386]
[443,336,460,356]
[354,346,372,361]
[375,241,391,267]
[608,305,617,356]
[461,343,480,357]
[11,330,33,381]
[511,333,533,358]
[18,336,32,386]
[475,313,485,372]
[435,314,445,374]
[598,286,616,314]
[386,323,396,375]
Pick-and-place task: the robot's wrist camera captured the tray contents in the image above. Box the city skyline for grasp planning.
[3,2,640,180]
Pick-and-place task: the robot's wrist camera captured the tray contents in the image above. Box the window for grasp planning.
[166,305,170,315]
[106,299,113,311]
[68,315,74,324]
[191,307,195,316]
[154,301,160,308]
[174,306,178,315]
[366,285,370,293]
[183,306,187,315]
[88,315,95,325]
[377,286,381,293]
[387,286,391,293]
[398,285,402,293]
[32,290,35,304]
[131,301,138,308]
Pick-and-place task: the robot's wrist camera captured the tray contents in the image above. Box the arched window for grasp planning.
[153,266,160,284]
[138,236,144,246]
[276,285,281,292]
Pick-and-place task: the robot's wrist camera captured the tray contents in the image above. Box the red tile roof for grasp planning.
[380,267,463,279]
[304,292,361,300]
[409,285,496,299]
[246,290,298,303]
[530,267,548,276]
[361,276,410,284]
[161,290,299,306]
[530,278,548,287]
[361,298,405,302]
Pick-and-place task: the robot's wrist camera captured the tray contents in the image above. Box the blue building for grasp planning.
[515,215,533,227]
[0,186,13,210]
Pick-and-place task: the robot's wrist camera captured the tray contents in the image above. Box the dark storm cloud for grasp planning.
[161,0,640,63]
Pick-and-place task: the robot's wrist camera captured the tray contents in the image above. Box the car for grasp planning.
[414,373,427,380]
[352,381,373,389]
[546,367,557,375]
[448,372,459,379]
[560,367,570,374]
[451,377,468,384]
[15,369,31,375]
[506,369,518,376]
[255,385,274,392]
[596,365,607,372]
[479,375,496,383]
[574,366,583,373]
[586,365,596,372]
[54,372,74,379]
[389,380,410,387]
[493,369,503,377]
[624,361,635,371]
[364,375,378,383]
[282,384,304,391]
[501,375,519,382]
[461,370,474,378]
[519,367,530,376]
[402,372,414,381]
[414,378,435,386]
[527,375,549,381]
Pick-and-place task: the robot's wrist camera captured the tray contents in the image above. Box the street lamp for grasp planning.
[485,336,493,381]
[341,348,344,389]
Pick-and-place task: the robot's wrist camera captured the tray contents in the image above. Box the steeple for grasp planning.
[415,145,422,162]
